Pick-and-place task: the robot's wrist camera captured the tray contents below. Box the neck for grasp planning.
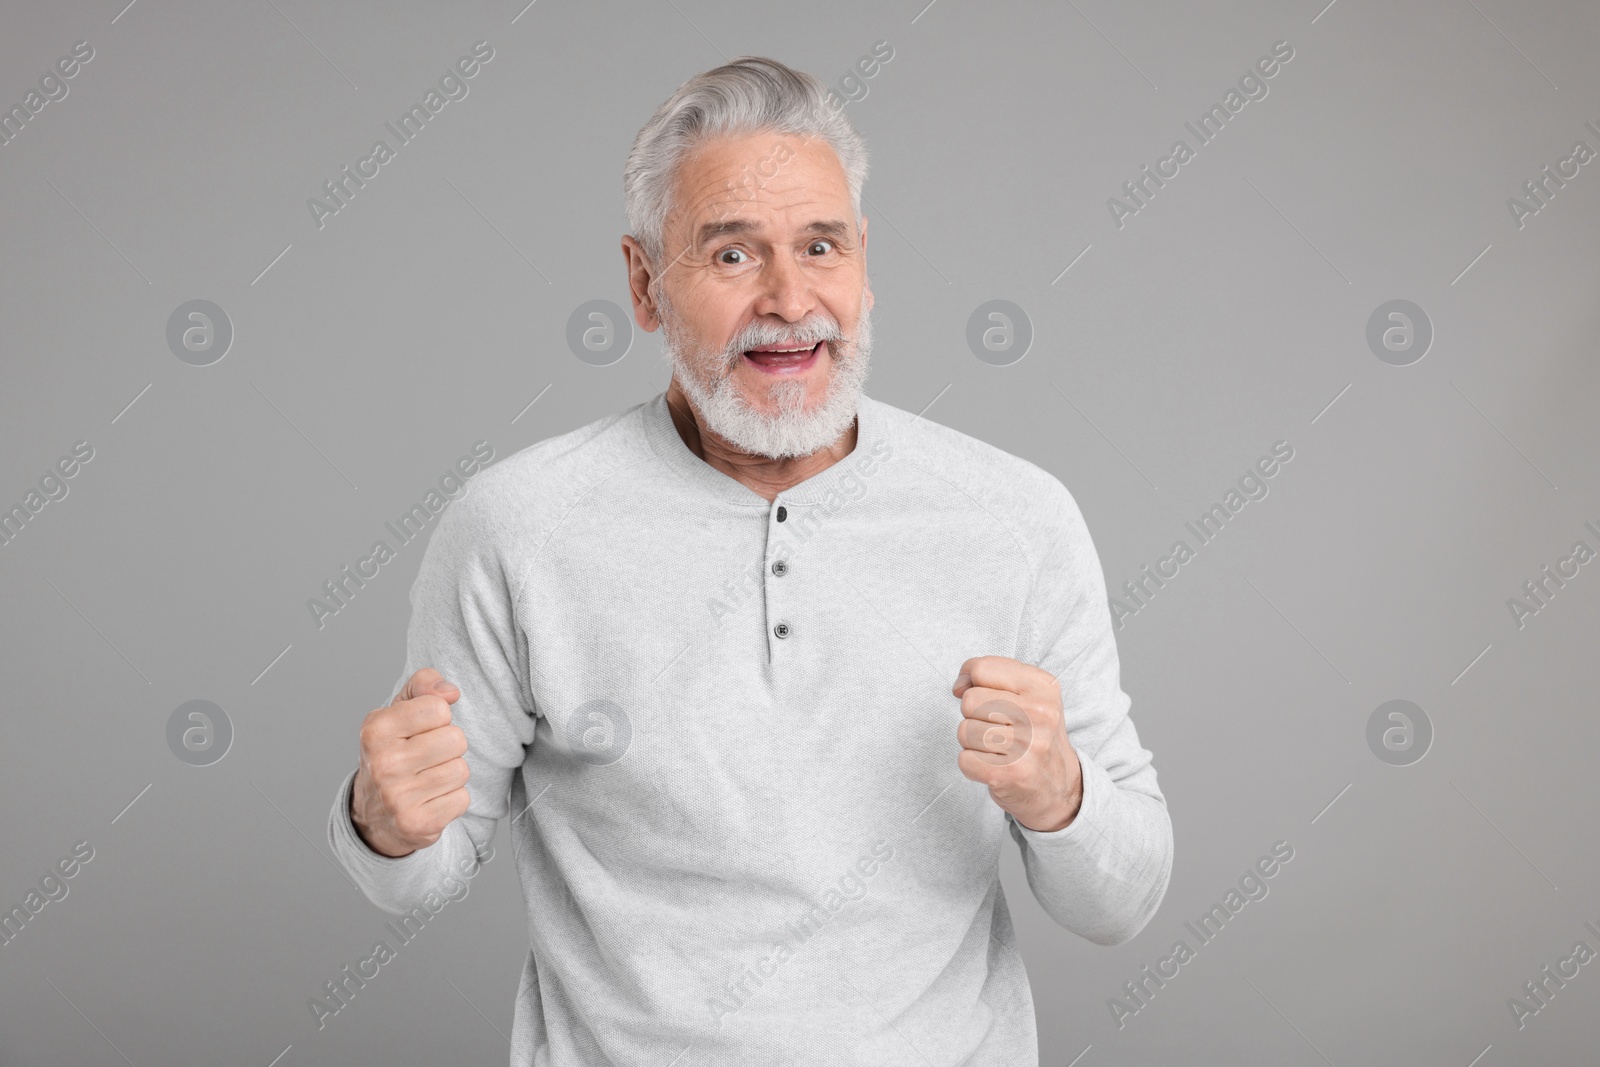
[663,377,858,503]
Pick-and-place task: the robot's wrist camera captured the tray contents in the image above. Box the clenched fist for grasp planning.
[953,655,1083,833]
[351,667,471,858]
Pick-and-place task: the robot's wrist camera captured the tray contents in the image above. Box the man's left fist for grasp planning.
[953,655,1083,833]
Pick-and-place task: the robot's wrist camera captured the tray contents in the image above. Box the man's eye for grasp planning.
[718,249,748,265]
[808,240,834,255]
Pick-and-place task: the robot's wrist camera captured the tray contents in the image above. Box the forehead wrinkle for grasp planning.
[695,192,834,233]
[664,139,856,260]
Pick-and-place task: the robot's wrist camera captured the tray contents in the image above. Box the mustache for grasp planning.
[717,315,846,366]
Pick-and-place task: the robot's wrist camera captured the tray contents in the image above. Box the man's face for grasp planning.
[626,131,875,459]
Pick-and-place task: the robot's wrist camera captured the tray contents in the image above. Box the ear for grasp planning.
[621,235,661,332]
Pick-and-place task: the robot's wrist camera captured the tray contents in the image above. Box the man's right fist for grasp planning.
[351,667,471,858]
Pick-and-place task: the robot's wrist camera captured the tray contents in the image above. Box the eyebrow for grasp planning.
[694,217,853,252]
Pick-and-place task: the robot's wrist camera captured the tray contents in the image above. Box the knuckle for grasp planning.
[974,695,1015,721]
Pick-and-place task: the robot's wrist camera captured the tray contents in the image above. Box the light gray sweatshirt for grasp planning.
[326,389,1173,1065]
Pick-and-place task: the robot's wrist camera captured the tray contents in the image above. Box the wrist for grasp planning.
[1021,791,1081,833]
[349,771,415,859]
[1019,755,1084,833]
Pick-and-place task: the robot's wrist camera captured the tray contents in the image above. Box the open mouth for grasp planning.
[742,340,824,373]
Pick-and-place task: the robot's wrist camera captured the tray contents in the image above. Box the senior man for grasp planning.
[328,55,1172,1065]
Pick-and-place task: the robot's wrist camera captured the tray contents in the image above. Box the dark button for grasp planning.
[773,622,790,639]
[771,559,788,576]
[775,505,787,522]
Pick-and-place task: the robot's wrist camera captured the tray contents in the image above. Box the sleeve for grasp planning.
[326,477,537,915]
[1004,478,1174,946]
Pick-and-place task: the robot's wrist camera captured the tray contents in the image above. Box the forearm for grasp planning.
[327,767,492,916]
[1007,752,1174,946]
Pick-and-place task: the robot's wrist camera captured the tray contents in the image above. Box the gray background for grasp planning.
[2,0,1597,1063]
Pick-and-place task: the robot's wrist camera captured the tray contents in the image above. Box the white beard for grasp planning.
[656,286,874,460]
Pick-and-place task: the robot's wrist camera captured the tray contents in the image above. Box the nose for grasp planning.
[751,249,815,325]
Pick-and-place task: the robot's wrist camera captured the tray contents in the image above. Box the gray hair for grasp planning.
[623,55,870,271]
